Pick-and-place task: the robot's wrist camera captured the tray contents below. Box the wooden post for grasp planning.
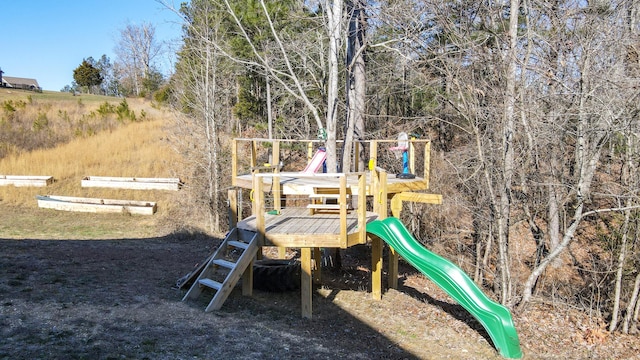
[379,171,388,218]
[370,140,378,171]
[371,142,380,215]
[424,141,431,189]
[357,174,366,244]
[388,249,399,290]
[251,140,258,169]
[339,175,347,248]
[372,236,383,300]
[242,261,253,296]
[254,175,265,247]
[377,171,399,291]
[409,139,416,175]
[313,247,322,283]
[232,139,238,186]
[354,141,360,172]
[272,173,286,258]
[228,189,238,230]
[301,247,313,318]
[372,171,387,300]
[271,140,280,167]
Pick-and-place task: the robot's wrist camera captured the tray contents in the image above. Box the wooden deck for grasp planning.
[226,137,442,318]
[237,208,378,248]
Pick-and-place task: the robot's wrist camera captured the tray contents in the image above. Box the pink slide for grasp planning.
[302,148,326,173]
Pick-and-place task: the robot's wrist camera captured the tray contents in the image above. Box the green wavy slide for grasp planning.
[366,217,523,359]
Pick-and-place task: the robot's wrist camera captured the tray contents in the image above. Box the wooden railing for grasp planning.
[251,172,367,248]
[232,137,432,185]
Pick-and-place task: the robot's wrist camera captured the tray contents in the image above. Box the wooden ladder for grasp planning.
[182,228,259,312]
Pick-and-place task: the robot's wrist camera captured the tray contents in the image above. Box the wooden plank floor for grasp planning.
[237,208,378,248]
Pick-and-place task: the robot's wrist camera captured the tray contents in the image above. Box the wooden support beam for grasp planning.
[357,174,367,244]
[372,236,383,300]
[409,140,416,175]
[251,140,258,169]
[339,175,348,248]
[388,248,399,290]
[313,247,322,284]
[228,189,238,229]
[301,247,313,319]
[423,141,431,189]
[372,170,387,299]
[232,139,238,186]
[380,171,388,217]
[254,176,265,246]
[390,192,442,218]
[242,260,253,296]
[271,140,280,171]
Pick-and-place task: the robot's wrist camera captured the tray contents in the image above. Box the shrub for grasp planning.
[96,101,116,116]
[116,99,136,122]
[32,112,49,131]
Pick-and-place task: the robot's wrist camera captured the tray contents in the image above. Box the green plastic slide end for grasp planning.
[366,217,523,359]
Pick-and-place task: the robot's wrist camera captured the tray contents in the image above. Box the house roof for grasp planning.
[2,76,40,88]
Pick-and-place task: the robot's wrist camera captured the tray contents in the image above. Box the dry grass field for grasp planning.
[0,89,184,226]
[0,90,638,359]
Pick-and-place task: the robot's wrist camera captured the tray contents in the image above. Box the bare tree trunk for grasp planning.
[548,178,561,267]
[623,270,640,333]
[495,0,520,305]
[610,205,631,332]
[343,0,366,173]
[325,0,343,172]
[609,132,635,332]
[266,75,273,140]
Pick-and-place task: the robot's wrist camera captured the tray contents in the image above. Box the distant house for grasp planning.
[1,75,42,92]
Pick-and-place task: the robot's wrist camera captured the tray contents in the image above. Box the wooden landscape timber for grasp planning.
[0,175,54,187]
[81,176,182,191]
[36,195,157,215]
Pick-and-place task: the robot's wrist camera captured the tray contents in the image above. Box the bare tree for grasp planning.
[517,0,636,309]
[115,22,162,96]
[342,0,367,172]
[170,0,232,233]
[323,0,343,172]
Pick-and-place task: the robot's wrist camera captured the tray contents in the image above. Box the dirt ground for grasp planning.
[1,227,639,359]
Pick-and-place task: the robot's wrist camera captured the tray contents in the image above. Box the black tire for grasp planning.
[253,259,301,292]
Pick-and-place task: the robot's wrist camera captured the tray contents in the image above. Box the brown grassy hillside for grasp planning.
[0,90,187,237]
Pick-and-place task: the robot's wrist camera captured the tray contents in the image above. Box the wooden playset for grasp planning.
[183,136,441,317]
[181,136,523,358]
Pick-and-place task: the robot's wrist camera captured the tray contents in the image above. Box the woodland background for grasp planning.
[164,0,640,334]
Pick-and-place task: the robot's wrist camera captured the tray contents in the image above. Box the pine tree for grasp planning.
[73,59,103,93]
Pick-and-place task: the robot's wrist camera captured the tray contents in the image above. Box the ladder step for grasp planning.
[308,193,342,199]
[307,204,341,210]
[212,259,236,269]
[198,278,222,290]
[228,240,249,249]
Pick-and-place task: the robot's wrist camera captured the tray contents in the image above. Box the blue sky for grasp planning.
[1,0,185,91]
